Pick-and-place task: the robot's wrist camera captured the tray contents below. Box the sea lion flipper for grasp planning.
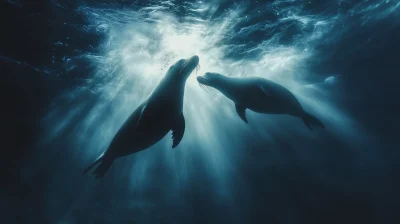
[235,104,248,124]
[171,113,185,148]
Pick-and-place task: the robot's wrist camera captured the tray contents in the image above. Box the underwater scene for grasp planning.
[3,0,400,223]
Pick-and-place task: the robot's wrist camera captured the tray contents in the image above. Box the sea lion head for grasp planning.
[196,72,225,88]
[167,55,199,81]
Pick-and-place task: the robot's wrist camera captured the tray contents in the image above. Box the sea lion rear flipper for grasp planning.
[171,113,185,148]
[235,104,248,124]
[301,111,325,131]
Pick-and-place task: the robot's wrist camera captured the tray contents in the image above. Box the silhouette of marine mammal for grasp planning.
[84,55,200,178]
[197,72,324,131]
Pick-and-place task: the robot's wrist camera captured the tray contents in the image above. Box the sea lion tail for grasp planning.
[83,153,107,176]
[301,111,325,131]
[92,157,114,179]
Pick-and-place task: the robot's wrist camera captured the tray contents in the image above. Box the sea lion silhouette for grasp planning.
[84,55,200,178]
[197,72,324,130]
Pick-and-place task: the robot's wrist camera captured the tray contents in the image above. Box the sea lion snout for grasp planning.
[180,55,199,77]
[197,76,210,85]
[197,72,222,86]
[189,55,199,65]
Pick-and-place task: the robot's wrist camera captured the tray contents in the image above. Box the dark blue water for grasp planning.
[3,0,400,223]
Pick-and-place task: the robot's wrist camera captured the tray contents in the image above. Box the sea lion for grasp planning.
[84,55,200,178]
[197,72,324,130]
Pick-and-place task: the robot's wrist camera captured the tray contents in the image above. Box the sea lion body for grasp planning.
[197,73,324,130]
[84,55,199,178]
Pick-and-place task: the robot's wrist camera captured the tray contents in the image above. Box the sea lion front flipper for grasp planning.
[235,104,248,124]
[171,113,185,148]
